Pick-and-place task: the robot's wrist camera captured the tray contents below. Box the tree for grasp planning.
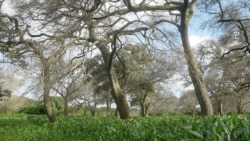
[52,59,85,116]
[196,38,250,114]
[150,85,179,115]
[0,85,11,101]
[0,0,27,66]
[117,44,175,116]
[117,0,214,116]
[27,41,67,122]
[83,55,114,116]
[12,0,215,119]
[179,90,199,115]
[199,0,250,57]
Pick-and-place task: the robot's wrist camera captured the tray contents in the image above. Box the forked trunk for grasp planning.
[88,21,130,119]
[98,45,130,119]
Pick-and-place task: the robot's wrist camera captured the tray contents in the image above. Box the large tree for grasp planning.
[122,0,214,116]
[199,0,250,57]
[195,37,250,114]
[12,0,215,119]
[117,44,175,116]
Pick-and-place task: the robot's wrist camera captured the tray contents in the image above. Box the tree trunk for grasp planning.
[109,72,130,119]
[115,108,119,117]
[83,105,88,116]
[106,99,111,116]
[140,93,149,117]
[236,96,243,114]
[218,100,223,115]
[90,107,96,116]
[98,45,130,119]
[43,65,56,123]
[91,97,97,116]
[145,103,150,117]
[179,0,213,116]
[64,100,68,116]
[140,102,145,117]
[88,21,130,119]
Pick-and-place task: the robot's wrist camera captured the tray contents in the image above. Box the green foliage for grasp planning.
[0,115,250,141]
[51,96,64,113]
[0,86,11,101]
[17,105,46,115]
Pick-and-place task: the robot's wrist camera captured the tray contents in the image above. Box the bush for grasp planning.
[18,105,46,115]
[1,115,250,141]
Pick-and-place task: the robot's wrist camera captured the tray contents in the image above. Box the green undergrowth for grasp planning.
[0,114,250,141]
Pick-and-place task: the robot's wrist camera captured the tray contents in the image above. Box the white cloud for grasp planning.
[189,35,211,49]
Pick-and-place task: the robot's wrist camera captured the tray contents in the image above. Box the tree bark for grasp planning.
[236,96,243,114]
[108,69,130,119]
[140,93,149,117]
[98,45,130,119]
[140,102,145,117]
[88,21,130,119]
[218,100,223,115]
[64,100,68,116]
[43,64,56,123]
[179,0,213,116]
[145,103,150,116]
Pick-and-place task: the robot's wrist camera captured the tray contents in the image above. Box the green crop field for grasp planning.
[0,114,250,141]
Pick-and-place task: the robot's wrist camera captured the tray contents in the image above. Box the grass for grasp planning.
[0,114,250,141]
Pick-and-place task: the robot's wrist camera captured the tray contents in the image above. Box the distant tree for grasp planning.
[195,38,250,114]
[179,90,199,115]
[117,44,175,116]
[199,0,250,57]
[52,59,85,116]
[0,85,11,101]
[83,55,113,116]
[148,84,179,115]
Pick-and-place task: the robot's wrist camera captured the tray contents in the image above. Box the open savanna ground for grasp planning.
[0,114,250,141]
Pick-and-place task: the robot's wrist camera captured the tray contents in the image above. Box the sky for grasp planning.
[0,0,217,99]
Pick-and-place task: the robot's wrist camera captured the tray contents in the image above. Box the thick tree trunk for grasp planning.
[140,103,150,117]
[140,102,145,117]
[64,100,68,116]
[140,93,149,117]
[179,1,213,116]
[90,107,96,116]
[115,108,119,117]
[43,66,56,123]
[88,21,130,119]
[109,70,130,119]
[236,97,243,114]
[98,45,130,119]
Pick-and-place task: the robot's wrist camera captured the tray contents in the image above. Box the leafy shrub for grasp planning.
[0,114,250,141]
[18,105,46,115]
